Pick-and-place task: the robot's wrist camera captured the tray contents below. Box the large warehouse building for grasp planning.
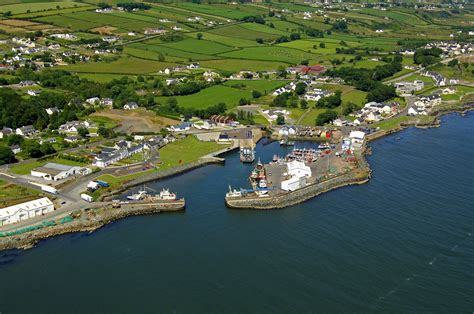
[31,162,91,181]
[0,197,54,226]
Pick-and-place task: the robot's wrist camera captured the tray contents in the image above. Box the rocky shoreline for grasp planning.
[226,169,370,210]
[0,200,185,251]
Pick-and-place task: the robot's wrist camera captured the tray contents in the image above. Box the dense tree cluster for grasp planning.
[116,3,151,11]
[315,110,338,126]
[326,58,401,102]
[156,100,227,120]
[316,91,342,109]
[240,15,265,24]
[413,48,442,66]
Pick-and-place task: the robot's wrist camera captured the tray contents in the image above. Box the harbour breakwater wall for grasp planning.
[99,158,223,201]
[226,169,369,210]
[0,200,185,251]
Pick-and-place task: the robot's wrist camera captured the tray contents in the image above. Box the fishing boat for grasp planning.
[127,189,147,201]
[226,185,242,198]
[157,188,176,200]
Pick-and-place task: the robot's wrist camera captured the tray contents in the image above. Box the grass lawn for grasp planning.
[10,158,89,175]
[371,116,409,130]
[95,136,226,187]
[89,116,118,129]
[440,85,474,101]
[158,136,226,170]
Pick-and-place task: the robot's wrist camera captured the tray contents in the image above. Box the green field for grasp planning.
[160,38,238,55]
[62,57,176,75]
[0,1,88,15]
[172,2,265,20]
[219,46,317,64]
[199,59,287,72]
[157,80,287,110]
[0,180,40,207]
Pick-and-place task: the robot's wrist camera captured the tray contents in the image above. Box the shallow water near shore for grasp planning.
[0,113,473,313]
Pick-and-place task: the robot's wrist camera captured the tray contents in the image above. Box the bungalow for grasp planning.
[86,97,100,105]
[59,121,91,133]
[11,145,21,154]
[0,127,13,139]
[169,122,192,132]
[100,98,113,107]
[39,138,56,145]
[27,89,41,97]
[45,107,59,115]
[123,102,139,110]
[64,136,81,143]
[16,125,37,137]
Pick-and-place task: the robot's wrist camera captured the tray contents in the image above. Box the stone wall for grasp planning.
[226,169,369,210]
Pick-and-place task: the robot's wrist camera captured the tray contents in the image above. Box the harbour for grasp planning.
[0,113,472,312]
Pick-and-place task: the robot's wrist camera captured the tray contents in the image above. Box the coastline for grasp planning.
[0,106,472,250]
[0,200,185,251]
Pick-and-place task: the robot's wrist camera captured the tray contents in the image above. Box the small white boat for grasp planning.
[258,179,267,188]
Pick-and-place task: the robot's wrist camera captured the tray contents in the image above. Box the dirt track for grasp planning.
[91,109,178,133]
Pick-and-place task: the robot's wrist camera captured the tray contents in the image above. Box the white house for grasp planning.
[408,107,418,116]
[100,98,113,107]
[123,102,138,110]
[349,131,365,148]
[46,107,59,115]
[16,125,36,137]
[86,97,100,105]
[31,162,91,181]
[278,126,297,136]
[0,127,13,139]
[0,197,54,226]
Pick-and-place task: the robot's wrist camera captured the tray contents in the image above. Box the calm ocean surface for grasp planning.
[0,113,473,313]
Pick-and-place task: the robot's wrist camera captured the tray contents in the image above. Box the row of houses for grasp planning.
[92,137,168,168]
[303,87,332,101]
[59,120,94,133]
[408,94,442,116]
[352,101,400,124]
[421,71,458,87]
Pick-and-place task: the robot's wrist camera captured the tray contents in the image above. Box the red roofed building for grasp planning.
[301,65,326,74]
[210,115,234,124]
